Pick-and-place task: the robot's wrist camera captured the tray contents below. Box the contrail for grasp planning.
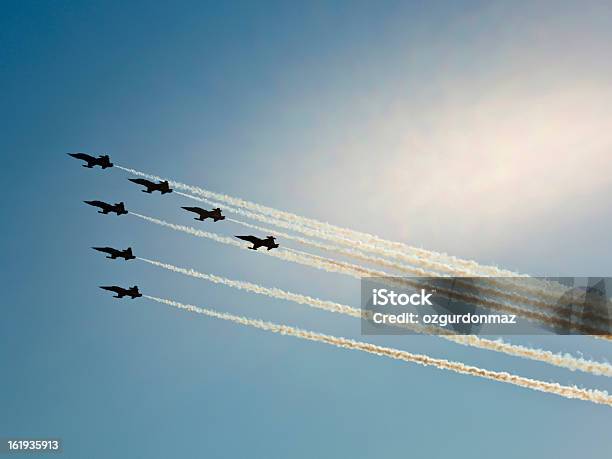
[129,211,610,336]
[224,214,609,326]
[138,257,358,316]
[117,166,599,313]
[115,165,500,270]
[144,295,612,407]
[225,215,440,275]
[173,189,471,277]
[138,257,612,377]
[171,189,601,321]
[128,211,380,278]
[116,165,501,274]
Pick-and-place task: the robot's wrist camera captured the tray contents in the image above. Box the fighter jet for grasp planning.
[99,285,142,299]
[92,246,135,260]
[84,200,128,215]
[68,153,113,169]
[235,235,279,251]
[128,178,173,194]
[181,206,225,222]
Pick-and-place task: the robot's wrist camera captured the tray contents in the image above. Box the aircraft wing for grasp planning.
[68,153,92,161]
[182,206,204,214]
[92,247,114,254]
[235,235,260,244]
[128,178,152,186]
[87,200,108,207]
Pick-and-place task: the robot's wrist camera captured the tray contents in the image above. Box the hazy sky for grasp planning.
[2,1,611,458]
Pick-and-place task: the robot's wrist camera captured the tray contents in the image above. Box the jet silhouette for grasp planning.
[128,178,173,194]
[68,153,113,169]
[84,200,128,215]
[92,246,135,260]
[99,285,142,299]
[235,235,279,251]
[182,206,225,222]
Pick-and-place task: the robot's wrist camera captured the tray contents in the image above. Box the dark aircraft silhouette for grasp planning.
[99,285,142,299]
[68,153,113,169]
[182,206,226,222]
[235,235,279,251]
[92,246,135,260]
[128,178,173,194]
[84,200,128,215]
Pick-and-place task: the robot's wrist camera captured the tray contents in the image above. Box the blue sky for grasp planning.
[2,1,611,457]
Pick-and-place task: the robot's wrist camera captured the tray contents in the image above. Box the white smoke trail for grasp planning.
[138,257,612,377]
[223,214,610,327]
[171,189,596,318]
[117,166,596,311]
[144,295,612,407]
[173,189,469,277]
[138,257,357,317]
[117,165,497,274]
[225,215,436,276]
[128,212,379,279]
[129,211,608,335]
